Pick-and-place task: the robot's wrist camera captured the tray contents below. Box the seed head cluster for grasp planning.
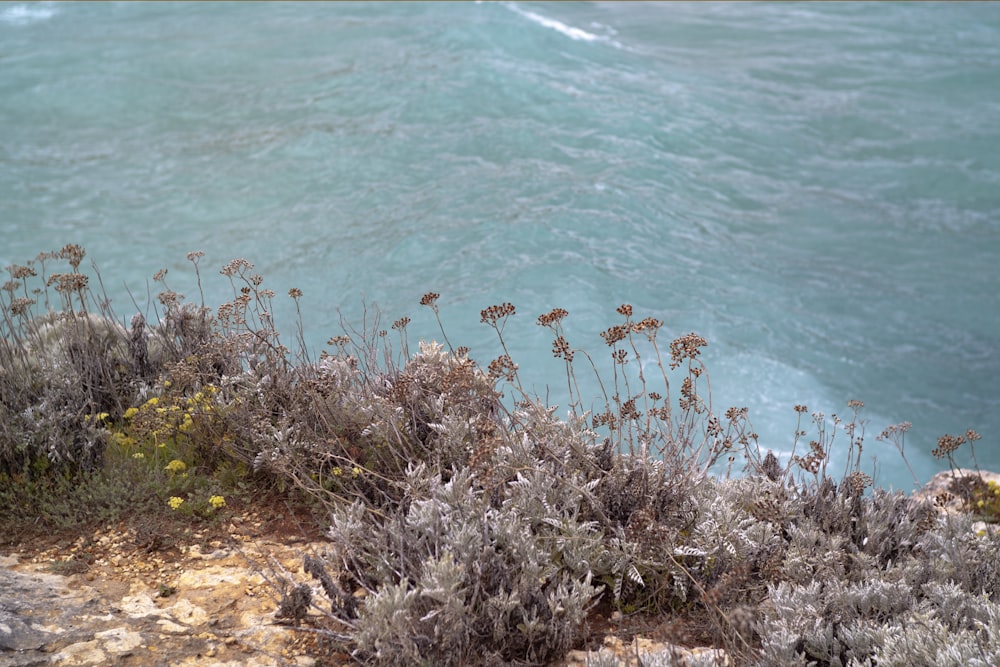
[600,324,629,346]
[487,354,518,382]
[537,308,569,328]
[551,335,574,362]
[669,332,708,369]
[220,257,254,277]
[932,429,981,459]
[480,302,516,324]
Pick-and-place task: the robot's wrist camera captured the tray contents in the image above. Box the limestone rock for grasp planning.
[1,536,329,667]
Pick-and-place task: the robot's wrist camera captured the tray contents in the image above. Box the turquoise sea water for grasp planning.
[3,2,999,490]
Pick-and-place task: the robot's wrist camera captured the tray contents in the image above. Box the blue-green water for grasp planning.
[3,2,999,490]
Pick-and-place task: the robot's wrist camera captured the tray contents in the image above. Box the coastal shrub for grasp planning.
[1,246,137,474]
[6,246,998,666]
[291,298,789,663]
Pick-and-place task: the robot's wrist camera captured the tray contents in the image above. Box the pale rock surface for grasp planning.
[563,636,729,666]
[913,468,1000,534]
[0,535,328,667]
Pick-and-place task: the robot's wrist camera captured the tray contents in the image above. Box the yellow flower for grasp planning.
[132,452,145,459]
[208,495,226,509]
[167,496,184,510]
[145,396,159,407]
[95,412,110,423]
[333,467,343,476]
[163,380,172,388]
[978,500,986,509]
[165,459,187,474]
[123,407,139,420]
[352,466,362,478]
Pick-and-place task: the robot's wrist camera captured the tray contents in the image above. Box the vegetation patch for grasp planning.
[2,245,997,666]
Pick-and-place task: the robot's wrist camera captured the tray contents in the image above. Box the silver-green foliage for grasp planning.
[758,492,1000,667]
[326,464,600,665]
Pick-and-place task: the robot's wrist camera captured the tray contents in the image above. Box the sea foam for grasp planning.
[0,3,58,25]
[505,2,615,46]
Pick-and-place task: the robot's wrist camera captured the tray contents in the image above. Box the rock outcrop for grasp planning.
[1,525,331,667]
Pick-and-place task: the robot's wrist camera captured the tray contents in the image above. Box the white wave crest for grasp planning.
[505,3,610,44]
[1,3,58,25]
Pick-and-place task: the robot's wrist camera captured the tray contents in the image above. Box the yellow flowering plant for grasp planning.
[165,492,227,519]
[970,478,1000,523]
[100,381,230,473]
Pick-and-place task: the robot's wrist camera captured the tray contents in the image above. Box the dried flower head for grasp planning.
[220,258,253,277]
[616,303,633,317]
[600,324,629,347]
[328,335,350,348]
[631,317,663,340]
[8,297,36,316]
[59,243,85,270]
[679,376,699,410]
[843,471,872,495]
[487,354,518,382]
[551,335,574,362]
[7,264,36,280]
[669,332,708,369]
[725,406,749,421]
[793,440,826,474]
[392,316,411,330]
[46,272,89,293]
[537,308,568,327]
[932,433,967,459]
[288,287,303,299]
[480,302,516,324]
[420,292,440,306]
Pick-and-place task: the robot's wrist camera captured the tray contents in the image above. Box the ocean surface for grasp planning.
[3,2,999,490]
